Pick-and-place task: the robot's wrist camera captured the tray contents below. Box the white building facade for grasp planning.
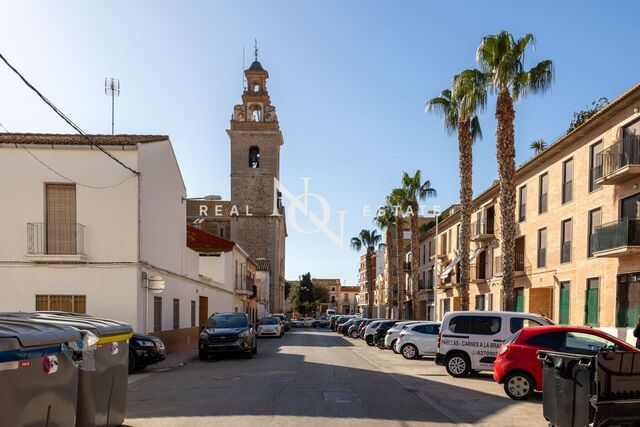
[0,134,233,333]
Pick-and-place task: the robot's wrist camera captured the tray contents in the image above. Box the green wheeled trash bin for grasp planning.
[0,317,82,427]
[1,312,133,427]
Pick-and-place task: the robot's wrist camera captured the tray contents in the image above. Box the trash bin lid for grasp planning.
[0,312,132,341]
[0,317,82,350]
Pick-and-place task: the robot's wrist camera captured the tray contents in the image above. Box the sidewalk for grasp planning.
[151,347,199,370]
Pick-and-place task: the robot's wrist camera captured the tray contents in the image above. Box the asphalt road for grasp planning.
[125,328,545,427]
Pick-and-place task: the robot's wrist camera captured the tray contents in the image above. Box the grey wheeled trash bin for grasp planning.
[2,312,133,427]
[0,318,82,427]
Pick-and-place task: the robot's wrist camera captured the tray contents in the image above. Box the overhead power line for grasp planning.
[0,51,139,175]
[0,121,136,189]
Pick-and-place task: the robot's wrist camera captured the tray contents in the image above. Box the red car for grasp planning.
[494,325,637,400]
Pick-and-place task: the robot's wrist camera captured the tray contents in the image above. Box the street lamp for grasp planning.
[142,272,165,333]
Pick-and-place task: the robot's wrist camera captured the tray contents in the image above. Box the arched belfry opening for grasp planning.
[249,146,260,168]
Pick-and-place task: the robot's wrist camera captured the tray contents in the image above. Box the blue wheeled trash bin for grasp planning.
[0,317,82,427]
[1,312,133,427]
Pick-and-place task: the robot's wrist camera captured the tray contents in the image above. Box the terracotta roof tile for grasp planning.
[186,225,235,253]
[0,133,168,146]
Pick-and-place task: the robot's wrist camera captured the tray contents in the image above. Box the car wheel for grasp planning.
[391,340,399,354]
[365,336,375,346]
[445,352,470,377]
[503,372,535,400]
[198,349,209,361]
[128,351,136,374]
[401,344,419,359]
[376,337,385,349]
[350,330,358,339]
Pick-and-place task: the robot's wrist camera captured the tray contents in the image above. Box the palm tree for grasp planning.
[427,70,486,311]
[350,229,382,318]
[399,170,437,319]
[375,204,397,319]
[388,189,407,319]
[529,139,547,154]
[476,31,553,310]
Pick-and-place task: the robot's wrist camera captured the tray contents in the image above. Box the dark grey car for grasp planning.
[198,312,257,360]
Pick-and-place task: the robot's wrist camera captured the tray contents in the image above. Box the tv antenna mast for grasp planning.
[104,77,120,135]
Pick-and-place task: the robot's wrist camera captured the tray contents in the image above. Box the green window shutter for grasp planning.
[559,285,570,325]
[585,288,599,326]
[515,289,524,313]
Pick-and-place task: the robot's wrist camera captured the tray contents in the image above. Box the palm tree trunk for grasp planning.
[410,203,420,320]
[457,118,473,311]
[386,226,396,319]
[496,88,516,311]
[395,215,404,319]
[366,250,374,317]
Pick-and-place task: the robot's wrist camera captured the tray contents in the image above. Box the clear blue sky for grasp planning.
[1,1,639,285]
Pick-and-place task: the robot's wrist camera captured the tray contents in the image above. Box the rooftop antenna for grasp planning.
[104,78,120,135]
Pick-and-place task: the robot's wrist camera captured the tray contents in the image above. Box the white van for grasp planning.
[435,311,552,377]
[326,309,336,317]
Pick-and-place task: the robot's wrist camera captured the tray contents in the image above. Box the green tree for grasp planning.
[291,273,316,315]
[388,189,406,319]
[476,31,553,310]
[529,139,547,154]
[567,97,609,133]
[375,203,397,319]
[427,69,486,311]
[350,229,382,317]
[397,171,437,319]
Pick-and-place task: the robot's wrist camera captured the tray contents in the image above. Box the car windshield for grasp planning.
[260,318,278,325]
[206,314,248,329]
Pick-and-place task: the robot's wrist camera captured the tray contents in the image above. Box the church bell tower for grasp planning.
[227,51,286,312]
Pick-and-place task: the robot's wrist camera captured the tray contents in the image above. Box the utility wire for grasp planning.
[0,51,140,175]
[0,121,136,189]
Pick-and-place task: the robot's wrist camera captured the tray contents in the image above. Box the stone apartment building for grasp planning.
[338,285,358,314]
[414,82,640,344]
[187,57,287,314]
[357,246,385,317]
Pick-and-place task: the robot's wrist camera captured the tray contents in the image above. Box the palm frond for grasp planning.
[470,115,482,142]
[350,237,362,251]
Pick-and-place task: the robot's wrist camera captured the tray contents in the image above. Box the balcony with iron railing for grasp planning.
[494,253,525,276]
[594,136,640,185]
[235,275,256,296]
[27,223,86,261]
[591,217,640,257]
[418,279,426,290]
[470,218,495,242]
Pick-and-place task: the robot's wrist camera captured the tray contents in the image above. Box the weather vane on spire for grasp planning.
[254,39,258,61]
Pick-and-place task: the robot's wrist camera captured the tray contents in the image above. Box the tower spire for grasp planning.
[254,39,258,62]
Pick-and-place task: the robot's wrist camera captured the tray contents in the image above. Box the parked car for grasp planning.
[436,311,553,377]
[358,319,376,339]
[338,318,356,335]
[384,321,423,352]
[290,319,304,328]
[395,322,440,359]
[347,319,367,338]
[373,321,399,348]
[302,317,315,327]
[494,325,637,400]
[257,317,283,338]
[272,313,290,331]
[334,316,354,333]
[198,312,257,360]
[329,315,340,330]
[363,320,382,345]
[129,333,165,374]
[313,316,330,328]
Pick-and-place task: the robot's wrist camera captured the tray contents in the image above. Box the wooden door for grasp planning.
[199,296,209,326]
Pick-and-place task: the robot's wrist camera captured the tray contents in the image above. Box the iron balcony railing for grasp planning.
[590,217,640,253]
[494,253,525,275]
[537,248,547,268]
[471,218,495,236]
[426,272,434,289]
[27,223,85,256]
[418,279,426,290]
[597,135,640,178]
